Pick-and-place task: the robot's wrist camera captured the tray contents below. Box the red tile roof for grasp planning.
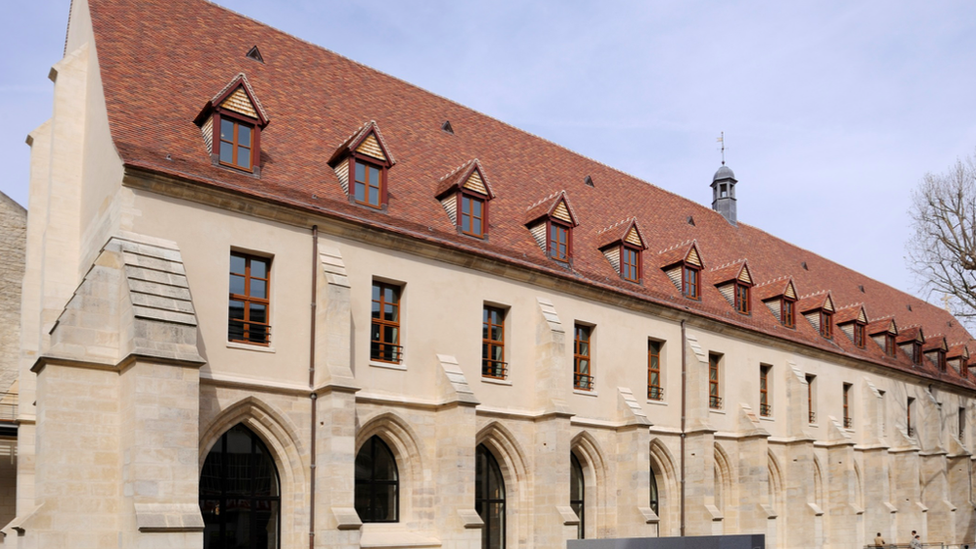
[84,0,976,389]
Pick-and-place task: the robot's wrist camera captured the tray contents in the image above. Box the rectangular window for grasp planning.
[759,365,771,417]
[219,118,253,171]
[885,333,895,357]
[683,266,700,300]
[782,298,795,328]
[482,306,506,379]
[573,324,593,391]
[621,246,640,282]
[228,252,270,345]
[461,194,485,238]
[370,281,402,363]
[354,160,384,208]
[938,352,947,372]
[912,343,922,365]
[907,397,915,436]
[843,383,853,429]
[735,283,750,314]
[820,311,833,339]
[806,374,816,423]
[549,222,570,262]
[854,323,865,348]
[960,407,966,440]
[708,353,721,409]
[647,340,663,401]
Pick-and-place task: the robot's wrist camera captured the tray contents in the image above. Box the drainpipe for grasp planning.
[309,225,319,549]
[680,319,687,537]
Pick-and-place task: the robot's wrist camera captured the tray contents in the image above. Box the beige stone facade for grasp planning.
[7,1,976,549]
[0,191,25,533]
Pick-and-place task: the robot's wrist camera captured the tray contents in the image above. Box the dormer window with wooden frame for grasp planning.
[710,261,753,315]
[328,121,397,210]
[525,191,579,265]
[923,336,949,373]
[897,326,925,367]
[836,305,868,349]
[949,344,971,376]
[756,277,798,328]
[597,218,647,283]
[194,73,270,175]
[435,159,496,239]
[797,292,835,340]
[867,318,898,358]
[660,241,704,301]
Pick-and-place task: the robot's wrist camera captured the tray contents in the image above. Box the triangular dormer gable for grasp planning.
[897,325,925,345]
[658,240,704,270]
[597,218,647,250]
[524,191,579,227]
[658,241,704,298]
[867,317,898,336]
[194,73,270,126]
[328,120,396,167]
[754,277,797,325]
[710,260,752,286]
[834,304,868,326]
[922,335,949,353]
[948,343,971,361]
[797,292,834,314]
[435,159,495,200]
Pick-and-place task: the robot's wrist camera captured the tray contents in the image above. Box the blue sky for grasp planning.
[4,1,976,302]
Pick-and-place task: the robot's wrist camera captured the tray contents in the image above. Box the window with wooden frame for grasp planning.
[461,193,486,238]
[819,310,833,339]
[843,383,853,429]
[371,281,402,364]
[782,297,796,328]
[573,324,593,391]
[354,158,385,209]
[482,306,506,379]
[734,282,751,314]
[938,350,947,372]
[621,245,641,283]
[195,76,269,176]
[683,265,701,300]
[708,353,721,409]
[759,365,771,417]
[228,252,271,345]
[805,374,816,423]
[647,340,663,401]
[885,333,896,357]
[549,220,572,263]
[912,342,922,366]
[853,321,865,348]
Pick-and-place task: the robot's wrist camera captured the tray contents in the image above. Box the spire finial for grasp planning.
[717,131,725,165]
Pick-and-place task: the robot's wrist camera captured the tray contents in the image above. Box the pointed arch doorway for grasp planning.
[199,423,281,549]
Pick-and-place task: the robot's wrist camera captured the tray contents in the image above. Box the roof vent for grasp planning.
[584,175,594,187]
[907,304,913,312]
[858,285,865,293]
[246,45,265,63]
[801,261,808,270]
[687,216,696,226]
[441,120,454,135]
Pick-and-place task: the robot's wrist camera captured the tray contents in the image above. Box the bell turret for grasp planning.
[711,164,737,226]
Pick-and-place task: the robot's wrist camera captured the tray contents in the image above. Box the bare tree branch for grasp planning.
[907,153,976,328]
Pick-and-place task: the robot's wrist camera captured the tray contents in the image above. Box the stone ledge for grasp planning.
[134,503,204,532]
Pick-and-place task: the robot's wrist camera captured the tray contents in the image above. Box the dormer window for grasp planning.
[194,73,270,176]
[885,333,896,356]
[735,282,750,314]
[219,118,254,171]
[853,322,865,348]
[436,160,495,239]
[913,342,922,365]
[526,191,579,265]
[329,121,396,210]
[549,221,571,262]
[782,298,796,328]
[598,219,646,284]
[354,159,384,208]
[683,265,700,299]
[661,241,704,301]
[820,310,833,338]
[710,261,752,314]
[938,350,947,372]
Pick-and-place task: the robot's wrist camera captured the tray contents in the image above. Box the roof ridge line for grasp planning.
[834,302,865,311]
[708,258,747,272]
[596,216,636,235]
[437,158,476,183]
[798,290,828,300]
[753,275,790,288]
[526,190,563,211]
[657,239,695,255]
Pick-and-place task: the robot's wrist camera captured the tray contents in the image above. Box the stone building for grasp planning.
[5,0,976,548]
[0,191,25,530]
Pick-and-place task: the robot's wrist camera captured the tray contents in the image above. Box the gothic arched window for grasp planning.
[199,424,280,549]
[570,453,585,539]
[476,444,506,549]
[355,436,399,522]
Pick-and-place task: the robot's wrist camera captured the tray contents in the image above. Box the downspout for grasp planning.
[680,319,687,537]
[309,225,319,549]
